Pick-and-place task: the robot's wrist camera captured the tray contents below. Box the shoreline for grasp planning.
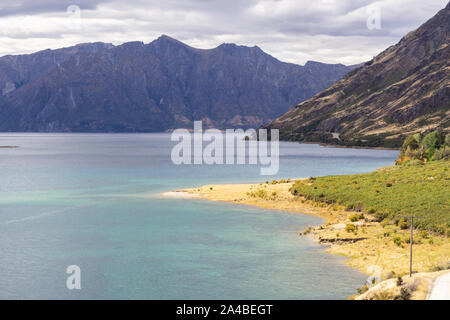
[165,180,449,299]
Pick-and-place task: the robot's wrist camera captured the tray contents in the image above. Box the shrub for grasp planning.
[381,220,391,228]
[419,230,429,239]
[302,226,312,235]
[434,146,450,161]
[350,213,364,222]
[345,224,357,233]
[395,287,411,300]
[397,218,408,230]
[375,212,389,222]
[398,132,448,162]
[393,236,402,246]
[422,131,441,161]
[357,284,369,294]
[402,134,421,151]
[404,237,412,244]
[247,189,268,199]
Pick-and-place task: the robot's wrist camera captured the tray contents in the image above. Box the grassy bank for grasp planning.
[290,161,450,234]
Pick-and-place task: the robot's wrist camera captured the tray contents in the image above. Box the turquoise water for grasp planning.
[0,133,398,299]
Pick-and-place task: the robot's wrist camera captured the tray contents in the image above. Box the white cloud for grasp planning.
[0,0,447,64]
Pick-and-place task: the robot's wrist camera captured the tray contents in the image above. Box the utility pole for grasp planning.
[410,216,414,277]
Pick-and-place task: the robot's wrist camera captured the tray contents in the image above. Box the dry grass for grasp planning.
[355,270,449,300]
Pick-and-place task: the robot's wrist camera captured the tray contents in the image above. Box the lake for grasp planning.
[0,133,398,299]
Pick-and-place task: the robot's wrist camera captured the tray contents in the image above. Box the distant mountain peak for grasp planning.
[0,35,355,132]
[217,42,262,51]
[150,35,196,50]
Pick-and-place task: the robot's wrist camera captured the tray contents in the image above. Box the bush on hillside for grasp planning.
[398,131,449,163]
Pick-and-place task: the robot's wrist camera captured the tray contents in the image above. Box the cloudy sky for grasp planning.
[0,0,447,65]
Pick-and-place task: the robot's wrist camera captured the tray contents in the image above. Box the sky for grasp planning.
[0,0,447,65]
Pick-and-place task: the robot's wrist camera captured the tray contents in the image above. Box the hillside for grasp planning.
[0,36,354,132]
[265,3,450,148]
[290,160,450,234]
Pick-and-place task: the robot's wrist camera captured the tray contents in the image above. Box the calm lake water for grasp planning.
[0,133,399,299]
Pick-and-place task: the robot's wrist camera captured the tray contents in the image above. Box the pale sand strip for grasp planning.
[160,191,200,199]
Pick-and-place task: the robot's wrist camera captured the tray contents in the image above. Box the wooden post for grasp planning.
[410,216,414,277]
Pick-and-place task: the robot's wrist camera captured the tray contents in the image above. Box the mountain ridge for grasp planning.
[0,36,356,132]
[264,2,450,148]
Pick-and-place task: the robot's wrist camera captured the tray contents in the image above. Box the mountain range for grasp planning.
[265,2,449,148]
[0,36,354,132]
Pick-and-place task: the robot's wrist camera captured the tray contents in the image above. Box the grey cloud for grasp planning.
[0,0,448,64]
[0,0,111,17]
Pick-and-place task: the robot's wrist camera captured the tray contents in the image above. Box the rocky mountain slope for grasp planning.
[265,3,450,148]
[0,36,354,132]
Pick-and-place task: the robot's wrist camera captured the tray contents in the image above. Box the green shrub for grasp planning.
[397,218,408,230]
[402,134,421,151]
[393,236,402,246]
[422,131,441,161]
[419,230,429,239]
[445,135,450,147]
[398,132,448,162]
[381,220,391,228]
[345,224,357,233]
[350,213,364,222]
[434,146,450,161]
[375,212,389,222]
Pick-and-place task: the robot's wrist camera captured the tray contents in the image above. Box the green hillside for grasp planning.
[290,161,450,234]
